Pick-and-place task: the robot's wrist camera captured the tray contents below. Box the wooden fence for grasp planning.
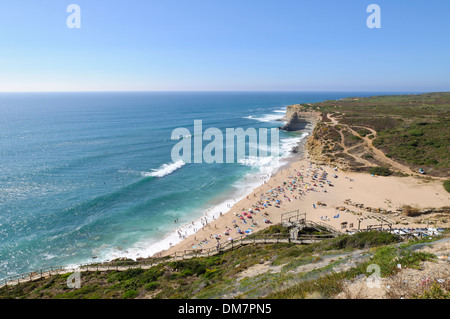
[0,233,331,289]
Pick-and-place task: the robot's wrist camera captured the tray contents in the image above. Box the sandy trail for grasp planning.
[325,113,446,179]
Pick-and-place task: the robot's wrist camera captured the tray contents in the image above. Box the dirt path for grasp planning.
[324,113,443,179]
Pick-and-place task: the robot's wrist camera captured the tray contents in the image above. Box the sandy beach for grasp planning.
[158,150,450,257]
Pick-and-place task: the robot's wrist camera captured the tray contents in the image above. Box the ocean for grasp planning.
[0,91,389,280]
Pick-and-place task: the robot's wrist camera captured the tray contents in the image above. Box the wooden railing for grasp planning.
[0,233,331,289]
[281,210,305,225]
[305,220,341,235]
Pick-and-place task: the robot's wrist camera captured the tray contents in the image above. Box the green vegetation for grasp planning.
[303,92,450,177]
[326,231,399,250]
[444,180,450,193]
[256,224,290,236]
[0,226,447,300]
[266,242,436,299]
[357,128,372,137]
[122,290,138,299]
[368,166,393,176]
[413,283,450,299]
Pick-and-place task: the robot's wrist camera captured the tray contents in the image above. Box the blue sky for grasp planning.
[0,0,449,92]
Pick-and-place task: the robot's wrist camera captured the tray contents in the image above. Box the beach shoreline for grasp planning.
[156,129,449,258]
[148,111,317,258]
[98,107,315,263]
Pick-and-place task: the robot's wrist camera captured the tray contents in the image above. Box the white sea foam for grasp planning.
[279,132,310,156]
[95,158,281,262]
[141,160,186,178]
[101,175,273,261]
[247,113,284,123]
[98,200,238,261]
[94,128,311,262]
[43,253,57,260]
[173,134,193,140]
[238,133,309,176]
[238,155,275,168]
[243,108,286,123]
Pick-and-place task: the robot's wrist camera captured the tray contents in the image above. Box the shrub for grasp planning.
[357,129,371,137]
[122,290,138,299]
[110,268,144,282]
[409,130,423,137]
[397,251,436,270]
[141,268,164,283]
[368,167,393,176]
[444,180,450,193]
[144,282,160,291]
[257,225,290,235]
[266,272,345,299]
[402,205,421,217]
[169,260,207,277]
[329,231,399,250]
[413,282,450,299]
[203,268,223,280]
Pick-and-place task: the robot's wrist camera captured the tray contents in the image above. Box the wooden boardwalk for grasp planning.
[0,234,332,289]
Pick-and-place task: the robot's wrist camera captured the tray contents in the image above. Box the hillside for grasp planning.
[288,92,449,178]
[0,227,448,299]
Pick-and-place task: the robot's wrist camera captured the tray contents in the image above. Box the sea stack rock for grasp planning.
[280,112,308,131]
[279,104,320,132]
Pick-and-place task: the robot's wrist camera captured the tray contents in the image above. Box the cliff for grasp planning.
[288,93,450,177]
[279,104,326,159]
[279,104,349,169]
[279,104,320,132]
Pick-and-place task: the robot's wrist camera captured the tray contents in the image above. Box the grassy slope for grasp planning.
[303,92,450,177]
[1,228,446,300]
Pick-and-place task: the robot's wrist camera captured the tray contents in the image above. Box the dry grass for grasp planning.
[340,282,368,299]
[402,205,422,217]
[385,266,450,299]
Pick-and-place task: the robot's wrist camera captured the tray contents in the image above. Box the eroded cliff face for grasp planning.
[280,104,320,132]
[280,104,332,166]
[305,121,359,170]
[305,122,330,166]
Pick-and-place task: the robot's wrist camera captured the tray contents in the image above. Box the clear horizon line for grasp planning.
[0,89,436,94]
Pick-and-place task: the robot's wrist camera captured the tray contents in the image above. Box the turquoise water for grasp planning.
[0,92,393,279]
